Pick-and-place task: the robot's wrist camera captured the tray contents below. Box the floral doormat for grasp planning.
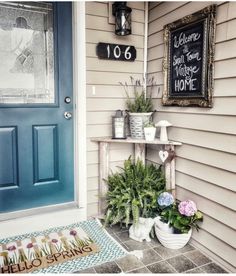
[0,219,127,274]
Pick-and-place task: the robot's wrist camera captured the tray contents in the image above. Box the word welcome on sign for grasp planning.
[96,42,136,61]
[162,5,216,107]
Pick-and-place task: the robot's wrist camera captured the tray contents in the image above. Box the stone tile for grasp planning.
[140,248,162,265]
[74,267,96,273]
[128,266,151,273]
[185,267,206,273]
[116,231,130,242]
[201,262,228,273]
[110,233,122,243]
[105,223,128,234]
[179,243,195,253]
[147,260,176,273]
[94,261,122,273]
[184,250,211,266]
[149,236,161,248]
[123,239,151,252]
[153,246,181,259]
[116,255,144,272]
[167,255,196,273]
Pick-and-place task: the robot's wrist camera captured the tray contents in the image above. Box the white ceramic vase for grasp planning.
[144,127,156,141]
[154,224,192,249]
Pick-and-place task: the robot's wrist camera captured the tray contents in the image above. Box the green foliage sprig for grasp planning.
[104,157,165,227]
[119,76,157,113]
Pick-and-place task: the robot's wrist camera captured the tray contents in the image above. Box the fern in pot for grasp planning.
[104,157,165,228]
[119,76,157,139]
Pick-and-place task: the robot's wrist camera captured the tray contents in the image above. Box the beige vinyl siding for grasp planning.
[86,2,145,217]
[147,1,236,272]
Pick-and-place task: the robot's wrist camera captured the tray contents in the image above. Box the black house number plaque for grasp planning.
[96,42,136,61]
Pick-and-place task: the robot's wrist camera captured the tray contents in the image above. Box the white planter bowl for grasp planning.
[154,224,192,249]
[154,216,173,234]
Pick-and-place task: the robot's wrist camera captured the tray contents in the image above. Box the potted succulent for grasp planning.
[143,121,156,141]
[104,157,165,228]
[154,192,203,249]
[119,76,157,139]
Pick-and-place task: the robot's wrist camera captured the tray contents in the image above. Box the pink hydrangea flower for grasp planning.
[70,230,77,236]
[178,200,197,217]
[51,239,58,243]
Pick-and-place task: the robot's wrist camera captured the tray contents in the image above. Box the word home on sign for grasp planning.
[96,42,136,61]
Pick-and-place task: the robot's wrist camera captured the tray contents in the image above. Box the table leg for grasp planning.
[99,142,109,215]
[164,144,176,196]
[134,143,146,164]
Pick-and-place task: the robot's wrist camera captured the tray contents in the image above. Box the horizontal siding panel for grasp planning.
[87,190,98,204]
[86,29,144,48]
[86,2,108,17]
[87,147,134,165]
[86,57,143,74]
[167,127,236,154]
[149,2,161,10]
[176,171,236,210]
[176,158,236,192]
[149,2,188,23]
[86,15,144,36]
[87,164,99,178]
[214,78,236,96]
[87,71,142,85]
[227,18,236,40]
[87,124,111,138]
[155,112,236,135]
[87,98,126,111]
[199,215,236,248]
[86,85,133,99]
[87,203,99,217]
[148,44,164,61]
[148,2,220,35]
[228,1,236,20]
[148,31,163,48]
[176,144,236,173]
[148,58,162,73]
[153,98,236,116]
[215,59,236,79]
[215,39,236,61]
[216,22,227,43]
[176,187,236,230]
[191,229,236,269]
[87,138,136,152]
[128,2,145,11]
[86,43,144,61]
[87,177,98,191]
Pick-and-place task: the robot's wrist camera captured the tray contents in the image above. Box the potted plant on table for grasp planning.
[144,121,156,141]
[154,192,203,249]
[119,76,157,139]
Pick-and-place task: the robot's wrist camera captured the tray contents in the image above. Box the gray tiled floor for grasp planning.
[76,224,228,274]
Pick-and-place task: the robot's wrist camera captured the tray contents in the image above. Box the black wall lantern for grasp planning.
[112,2,132,36]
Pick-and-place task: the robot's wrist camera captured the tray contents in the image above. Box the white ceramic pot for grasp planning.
[144,127,156,141]
[154,216,174,234]
[154,224,192,249]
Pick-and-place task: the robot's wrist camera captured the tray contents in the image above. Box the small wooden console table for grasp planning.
[92,137,182,215]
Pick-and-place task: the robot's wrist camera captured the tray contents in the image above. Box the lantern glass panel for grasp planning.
[115,9,131,36]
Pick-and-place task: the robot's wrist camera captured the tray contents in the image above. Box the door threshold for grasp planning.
[0,207,86,239]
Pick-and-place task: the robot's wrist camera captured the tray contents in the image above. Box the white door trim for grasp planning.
[0,2,87,223]
[73,1,87,215]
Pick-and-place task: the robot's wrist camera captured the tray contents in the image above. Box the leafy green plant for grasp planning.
[119,76,157,113]
[104,157,165,227]
[144,121,155,128]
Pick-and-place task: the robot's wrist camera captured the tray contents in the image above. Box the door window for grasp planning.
[0,2,55,104]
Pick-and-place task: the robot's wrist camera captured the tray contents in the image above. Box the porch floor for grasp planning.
[76,223,228,274]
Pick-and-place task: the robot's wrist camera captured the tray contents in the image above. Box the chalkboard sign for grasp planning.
[162,5,216,107]
[96,42,136,61]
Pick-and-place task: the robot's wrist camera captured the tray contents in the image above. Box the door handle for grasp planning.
[64,111,72,120]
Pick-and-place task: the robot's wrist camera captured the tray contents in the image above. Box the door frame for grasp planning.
[0,2,87,221]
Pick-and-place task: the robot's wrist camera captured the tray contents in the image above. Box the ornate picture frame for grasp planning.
[162,5,217,107]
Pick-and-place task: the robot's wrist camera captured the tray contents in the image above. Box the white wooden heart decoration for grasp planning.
[159,150,169,163]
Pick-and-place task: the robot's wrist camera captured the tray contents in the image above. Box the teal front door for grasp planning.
[0,2,74,213]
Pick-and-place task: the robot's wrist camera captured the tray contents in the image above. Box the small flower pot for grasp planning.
[129,112,153,139]
[154,224,192,249]
[144,127,156,141]
[154,216,174,234]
